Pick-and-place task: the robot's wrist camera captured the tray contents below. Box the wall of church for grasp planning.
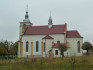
[43,39,53,57]
[50,34,65,43]
[52,48,70,57]
[21,34,65,57]
[67,38,83,56]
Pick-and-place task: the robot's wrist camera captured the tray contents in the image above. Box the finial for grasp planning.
[25,5,29,19]
[26,5,28,12]
[48,11,53,28]
[50,11,51,17]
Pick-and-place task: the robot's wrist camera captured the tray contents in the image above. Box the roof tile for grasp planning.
[66,30,82,38]
[23,24,66,35]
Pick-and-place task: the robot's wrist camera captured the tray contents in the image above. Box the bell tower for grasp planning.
[19,5,33,38]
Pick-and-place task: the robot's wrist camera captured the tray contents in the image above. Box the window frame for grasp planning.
[26,41,29,52]
[36,41,39,52]
[55,50,58,55]
[77,41,80,53]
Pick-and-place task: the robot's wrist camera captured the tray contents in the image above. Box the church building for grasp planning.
[18,10,83,58]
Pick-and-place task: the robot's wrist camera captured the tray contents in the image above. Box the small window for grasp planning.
[26,41,29,52]
[55,50,58,55]
[57,41,60,44]
[77,41,80,53]
[36,41,39,52]
[43,42,45,52]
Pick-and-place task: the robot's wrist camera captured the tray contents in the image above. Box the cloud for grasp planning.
[0,0,93,44]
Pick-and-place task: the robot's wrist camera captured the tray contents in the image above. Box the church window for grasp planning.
[36,41,39,52]
[57,41,60,44]
[55,50,58,55]
[43,42,45,52]
[77,41,80,53]
[26,41,29,52]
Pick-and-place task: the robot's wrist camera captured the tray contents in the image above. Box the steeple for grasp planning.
[23,5,30,22]
[48,12,53,28]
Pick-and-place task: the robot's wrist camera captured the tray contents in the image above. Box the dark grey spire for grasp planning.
[25,11,29,19]
[25,5,29,19]
[48,12,53,28]
[23,5,30,22]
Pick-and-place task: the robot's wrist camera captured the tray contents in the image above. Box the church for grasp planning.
[18,10,83,58]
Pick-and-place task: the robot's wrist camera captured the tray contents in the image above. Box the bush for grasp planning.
[0,47,8,56]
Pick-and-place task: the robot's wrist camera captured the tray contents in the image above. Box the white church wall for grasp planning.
[50,34,65,43]
[43,39,53,57]
[21,34,65,57]
[52,48,69,57]
[52,48,60,57]
[67,38,83,56]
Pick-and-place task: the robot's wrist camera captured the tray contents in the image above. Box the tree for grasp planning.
[0,40,14,56]
[4,40,14,53]
[0,42,5,48]
[10,41,18,55]
[59,44,67,57]
[82,42,92,56]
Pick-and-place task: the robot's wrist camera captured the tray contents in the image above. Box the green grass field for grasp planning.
[0,56,93,70]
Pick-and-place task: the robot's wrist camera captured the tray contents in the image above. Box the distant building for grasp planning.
[18,10,83,58]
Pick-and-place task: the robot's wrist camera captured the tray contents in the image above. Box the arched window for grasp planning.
[57,41,60,44]
[77,41,80,53]
[36,41,39,52]
[43,42,45,52]
[26,41,29,52]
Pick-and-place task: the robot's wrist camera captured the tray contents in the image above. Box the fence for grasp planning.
[0,56,17,60]
[27,52,85,58]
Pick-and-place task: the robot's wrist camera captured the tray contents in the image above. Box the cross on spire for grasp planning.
[23,5,30,22]
[26,5,28,12]
[25,5,29,19]
[50,11,51,17]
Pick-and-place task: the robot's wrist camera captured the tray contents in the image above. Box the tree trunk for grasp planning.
[61,51,64,57]
[87,49,89,56]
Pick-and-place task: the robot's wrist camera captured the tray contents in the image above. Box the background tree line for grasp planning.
[0,40,18,56]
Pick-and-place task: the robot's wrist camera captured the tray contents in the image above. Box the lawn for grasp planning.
[0,56,93,70]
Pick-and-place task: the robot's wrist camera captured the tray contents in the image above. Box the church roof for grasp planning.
[52,43,67,48]
[42,35,54,39]
[23,24,66,35]
[66,30,82,38]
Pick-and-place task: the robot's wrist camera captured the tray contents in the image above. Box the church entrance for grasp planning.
[49,50,53,58]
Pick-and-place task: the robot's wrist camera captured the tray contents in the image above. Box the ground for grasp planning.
[0,56,93,70]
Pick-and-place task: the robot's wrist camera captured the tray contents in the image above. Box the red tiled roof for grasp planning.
[42,35,54,39]
[23,24,66,35]
[66,30,82,38]
[52,43,67,48]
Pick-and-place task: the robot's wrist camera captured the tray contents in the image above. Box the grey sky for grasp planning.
[0,0,93,44]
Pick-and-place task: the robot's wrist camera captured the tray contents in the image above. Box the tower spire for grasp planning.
[48,11,53,28]
[25,5,29,19]
[26,5,28,12]
[50,11,51,17]
[23,5,30,22]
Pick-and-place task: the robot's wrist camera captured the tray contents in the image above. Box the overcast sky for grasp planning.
[0,0,93,44]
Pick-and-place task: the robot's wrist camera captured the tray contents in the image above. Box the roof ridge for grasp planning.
[31,24,65,27]
[67,30,77,31]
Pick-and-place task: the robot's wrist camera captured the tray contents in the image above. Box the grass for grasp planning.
[0,56,93,70]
